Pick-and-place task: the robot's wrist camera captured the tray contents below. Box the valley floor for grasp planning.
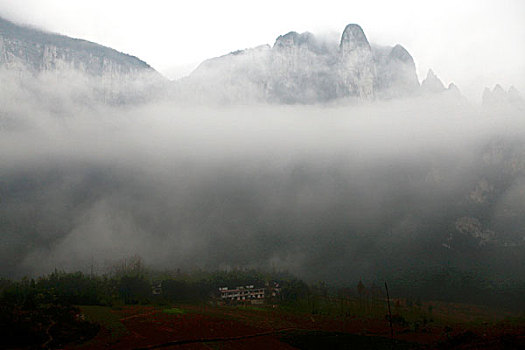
[72,303,525,350]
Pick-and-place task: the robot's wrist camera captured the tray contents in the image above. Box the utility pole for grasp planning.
[385,281,394,343]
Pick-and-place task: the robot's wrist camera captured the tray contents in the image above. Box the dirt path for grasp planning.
[42,320,56,349]
[120,310,160,321]
[133,327,297,349]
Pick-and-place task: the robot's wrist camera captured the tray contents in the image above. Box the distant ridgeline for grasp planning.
[1,16,521,106]
[175,24,461,104]
[0,17,164,104]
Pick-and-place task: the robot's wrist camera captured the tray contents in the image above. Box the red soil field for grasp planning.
[70,304,525,349]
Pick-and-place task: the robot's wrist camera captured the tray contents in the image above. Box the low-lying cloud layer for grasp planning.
[1,69,525,305]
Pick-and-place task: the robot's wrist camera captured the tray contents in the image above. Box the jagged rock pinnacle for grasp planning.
[340,24,370,52]
[421,69,445,93]
[184,22,422,104]
[389,44,414,63]
[274,31,315,49]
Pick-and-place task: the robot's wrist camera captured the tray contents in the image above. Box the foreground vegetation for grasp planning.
[0,260,308,348]
[1,260,524,349]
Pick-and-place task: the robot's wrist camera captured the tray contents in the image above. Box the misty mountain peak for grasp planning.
[274,31,314,48]
[421,69,445,93]
[426,69,438,80]
[389,44,414,64]
[445,83,464,100]
[180,23,431,104]
[493,84,505,96]
[483,84,524,108]
[447,82,460,93]
[0,16,163,104]
[340,24,370,52]
[0,16,157,76]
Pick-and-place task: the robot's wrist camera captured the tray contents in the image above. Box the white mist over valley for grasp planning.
[0,8,524,308]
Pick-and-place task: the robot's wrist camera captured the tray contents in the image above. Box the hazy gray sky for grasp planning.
[0,0,524,100]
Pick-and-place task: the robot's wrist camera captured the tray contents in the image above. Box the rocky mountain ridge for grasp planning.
[1,16,521,107]
[482,84,524,109]
[176,24,440,104]
[0,16,164,104]
[0,17,158,77]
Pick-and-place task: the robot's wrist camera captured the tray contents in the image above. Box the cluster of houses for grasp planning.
[150,280,281,305]
[218,282,280,305]
[218,285,265,304]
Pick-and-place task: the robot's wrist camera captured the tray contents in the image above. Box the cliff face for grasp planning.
[338,24,375,100]
[0,17,163,104]
[373,44,420,98]
[269,31,339,103]
[0,17,156,77]
[482,84,525,110]
[179,23,422,104]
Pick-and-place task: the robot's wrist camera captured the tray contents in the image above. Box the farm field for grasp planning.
[72,301,525,350]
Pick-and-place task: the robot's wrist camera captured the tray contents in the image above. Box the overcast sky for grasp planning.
[0,0,524,100]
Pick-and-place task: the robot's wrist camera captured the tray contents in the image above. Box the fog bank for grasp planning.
[1,70,525,306]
